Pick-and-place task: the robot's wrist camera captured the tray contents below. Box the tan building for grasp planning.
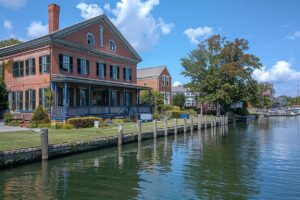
[137,66,172,104]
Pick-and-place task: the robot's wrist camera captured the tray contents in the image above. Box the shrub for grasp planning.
[28,122,38,128]
[62,123,73,129]
[3,112,12,124]
[232,108,249,116]
[67,116,100,129]
[167,110,182,118]
[182,109,197,116]
[160,104,173,113]
[153,112,160,120]
[172,106,181,111]
[100,119,109,127]
[31,106,50,125]
[7,121,20,126]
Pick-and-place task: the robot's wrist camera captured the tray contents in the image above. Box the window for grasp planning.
[77,59,89,75]
[123,68,132,81]
[111,91,120,106]
[76,88,88,107]
[110,65,119,80]
[25,58,36,76]
[13,61,24,78]
[99,26,104,47]
[109,39,116,51]
[87,32,95,46]
[166,76,170,86]
[39,88,49,108]
[92,90,108,106]
[162,75,166,86]
[25,89,36,110]
[165,92,170,104]
[96,62,106,78]
[59,54,73,72]
[9,91,23,111]
[125,92,132,106]
[39,55,50,73]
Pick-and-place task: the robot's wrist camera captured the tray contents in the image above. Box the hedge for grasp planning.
[67,116,100,129]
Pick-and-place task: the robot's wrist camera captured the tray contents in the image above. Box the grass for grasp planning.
[0,116,214,152]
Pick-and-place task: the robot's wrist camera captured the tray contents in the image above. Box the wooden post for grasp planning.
[198,114,202,130]
[190,117,194,131]
[164,118,168,136]
[184,118,187,133]
[174,118,178,135]
[118,125,123,146]
[153,119,157,138]
[40,129,48,161]
[137,120,142,142]
[204,116,207,129]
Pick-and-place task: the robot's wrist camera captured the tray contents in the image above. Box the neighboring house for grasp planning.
[137,66,172,104]
[172,85,197,107]
[0,4,151,121]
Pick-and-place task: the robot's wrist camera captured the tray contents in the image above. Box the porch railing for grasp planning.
[51,104,151,118]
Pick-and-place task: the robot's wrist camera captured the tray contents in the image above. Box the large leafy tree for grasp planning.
[172,93,186,109]
[0,38,22,48]
[140,90,164,112]
[181,35,262,112]
[0,80,7,110]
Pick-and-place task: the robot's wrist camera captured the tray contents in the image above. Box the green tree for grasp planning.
[0,38,22,48]
[181,35,262,113]
[172,93,186,109]
[140,90,164,112]
[0,80,7,110]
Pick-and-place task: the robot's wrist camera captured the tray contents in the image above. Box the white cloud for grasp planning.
[76,2,103,20]
[253,61,300,83]
[78,0,173,52]
[286,31,300,40]
[3,20,13,31]
[0,0,26,9]
[184,26,214,45]
[27,21,48,38]
[173,81,182,87]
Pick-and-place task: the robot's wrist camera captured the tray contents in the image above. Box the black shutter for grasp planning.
[104,64,106,77]
[32,90,36,110]
[39,88,42,106]
[13,62,17,77]
[19,61,24,77]
[39,56,42,74]
[69,56,73,72]
[32,58,36,75]
[86,60,89,74]
[59,54,63,70]
[25,90,29,110]
[12,92,15,110]
[20,92,23,110]
[117,66,119,79]
[123,68,126,80]
[96,63,99,76]
[77,59,81,74]
[46,55,50,73]
[129,69,132,81]
[110,65,113,78]
[25,60,29,76]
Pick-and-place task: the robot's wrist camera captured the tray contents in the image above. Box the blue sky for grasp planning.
[1,0,300,96]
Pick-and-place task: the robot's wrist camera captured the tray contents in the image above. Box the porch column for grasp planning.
[108,87,111,114]
[63,81,68,118]
[51,81,57,116]
[123,88,126,107]
[88,84,91,115]
[136,88,140,113]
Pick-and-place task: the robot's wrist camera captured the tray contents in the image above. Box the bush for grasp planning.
[3,112,12,124]
[100,119,109,127]
[62,123,74,129]
[67,116,100,129]
[7,121,20,126]
[31,106,50,125]
[153,112,160,120]
[182,109,197,117]
[172,106,181,111]
[160,104,173,113]
[232,108,249,116]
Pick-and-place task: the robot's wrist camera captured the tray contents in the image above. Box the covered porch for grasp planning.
[50,76,152,119]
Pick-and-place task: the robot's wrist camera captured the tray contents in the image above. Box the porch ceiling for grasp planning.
[52,74,151,90]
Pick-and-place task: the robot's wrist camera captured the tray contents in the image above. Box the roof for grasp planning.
[172,85,189,93]
[137,66,167,79]
[0,15,142,62]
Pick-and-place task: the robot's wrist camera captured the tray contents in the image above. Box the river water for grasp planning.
[0,117,300,200]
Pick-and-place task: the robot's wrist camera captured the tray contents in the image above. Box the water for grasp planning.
[1,117,300,200]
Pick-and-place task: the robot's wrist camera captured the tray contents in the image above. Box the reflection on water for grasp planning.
[1,117,300,199]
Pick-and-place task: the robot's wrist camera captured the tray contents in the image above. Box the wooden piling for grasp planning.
[174,118,178,135]
[118,125,123,146]
[153,119,157,138]
[137,120,142,142]
[198,114,202,130]
[184,118,187,133]
[40,129,48,161]
[204,116,207,129]
[164,119,168,136]
[190,117,194,131]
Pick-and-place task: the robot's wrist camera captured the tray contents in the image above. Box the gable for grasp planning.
[60,17,138,61]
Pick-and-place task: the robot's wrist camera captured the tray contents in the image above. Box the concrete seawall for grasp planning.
[0,119,232,169]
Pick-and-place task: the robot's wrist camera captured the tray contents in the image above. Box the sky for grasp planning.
[1,0,300,96]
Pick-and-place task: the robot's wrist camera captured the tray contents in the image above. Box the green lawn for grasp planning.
[0,116,214,152]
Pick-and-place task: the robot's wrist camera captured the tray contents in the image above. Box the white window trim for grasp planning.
[87,32,95,46]
[109,39,117,52]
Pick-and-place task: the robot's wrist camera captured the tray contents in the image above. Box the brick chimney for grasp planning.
[48,4,60,33]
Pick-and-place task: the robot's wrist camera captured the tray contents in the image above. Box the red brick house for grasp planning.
[137,66,172,104]
[0,4,151,120]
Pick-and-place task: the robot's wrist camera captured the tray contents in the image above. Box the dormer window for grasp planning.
[109,39,116,52]
[87,32,95,46]
[99,26,104,47]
